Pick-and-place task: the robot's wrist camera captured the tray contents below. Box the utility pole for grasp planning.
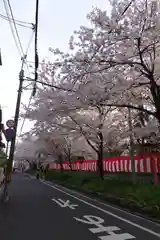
[2,69,24,201]
[8,69,24,171]
[33,0,39,96]
[128,107,136,184]
[0,49,2,66]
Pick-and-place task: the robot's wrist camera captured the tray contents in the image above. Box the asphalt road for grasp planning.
[0,173,160,240]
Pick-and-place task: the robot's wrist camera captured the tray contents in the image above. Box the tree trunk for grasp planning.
[128,108,136,184]
[69,163,73,171]
[150,83,160,124]
[68,158,73,171]
[97,132,104,180]
[80,160,83,171]
[58,154,63,173]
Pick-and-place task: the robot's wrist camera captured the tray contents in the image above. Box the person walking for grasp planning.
[44,164,49,180]
[36,164,40,180]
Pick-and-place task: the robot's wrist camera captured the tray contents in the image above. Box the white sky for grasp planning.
[0,0,109,137]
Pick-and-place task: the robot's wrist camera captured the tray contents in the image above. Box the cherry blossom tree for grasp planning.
[22,74,127,179]
[20,0,160,181]
[47,0,160,126]
[15,136,52,166]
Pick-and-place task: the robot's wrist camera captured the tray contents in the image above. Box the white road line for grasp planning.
[52,183,160,226]
[40,180,160,238]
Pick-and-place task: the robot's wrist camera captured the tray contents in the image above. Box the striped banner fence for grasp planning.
[49,153,160,174]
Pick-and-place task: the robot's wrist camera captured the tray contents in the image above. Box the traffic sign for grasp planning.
[6,119,14,128]
[5,128,14,142]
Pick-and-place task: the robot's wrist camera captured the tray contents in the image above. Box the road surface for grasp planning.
[0,173,160,240]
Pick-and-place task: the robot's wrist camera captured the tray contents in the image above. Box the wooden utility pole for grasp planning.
[32,0,39,96]
[0,49,2,66]
[2,70,24,202]
[8,70,24,172]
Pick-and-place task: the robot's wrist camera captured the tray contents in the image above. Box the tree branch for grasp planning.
[137,37,151,74]
[105,103,156,117]
[69,115,98,153]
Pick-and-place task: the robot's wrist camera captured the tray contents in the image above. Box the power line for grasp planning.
[5,0,34,82]
[17,32,35,136]
[2,1,40,190]
[2,0,39,138]
[23,31,35,79]
[3,0,35,79]
[3,0,22,57]
[27,60,54,65]
[0,13,33,29]
[18,91,33,136]
[2,1,34,136]
[1,1,35,65]
[23,82,34,90]
[17,32,37,136]
[6,0,25,56]
[3,0,33,76]
[25,31,35,57]
[0,12,33,25]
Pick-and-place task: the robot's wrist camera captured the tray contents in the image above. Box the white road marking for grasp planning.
[53,183,160,226]
[99,233,135,240]
[52,198,78,209]
[40,180,160,238]
[90,226,119,234]
[74,215,135,239]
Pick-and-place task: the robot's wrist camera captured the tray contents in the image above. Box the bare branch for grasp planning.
[105,103,156,117]
[69,115,98,153]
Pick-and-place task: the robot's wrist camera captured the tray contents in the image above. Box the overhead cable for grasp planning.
[0,13,33,29]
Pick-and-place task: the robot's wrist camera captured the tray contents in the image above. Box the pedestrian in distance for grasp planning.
[44,164,49,180]
[36,165,40,180]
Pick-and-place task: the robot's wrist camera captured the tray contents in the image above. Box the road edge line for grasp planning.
[40,180,160,238]
[52,182,160,226]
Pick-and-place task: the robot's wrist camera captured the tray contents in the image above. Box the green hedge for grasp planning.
[44,170,160,220]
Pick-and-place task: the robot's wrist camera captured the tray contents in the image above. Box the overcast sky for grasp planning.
[0,0,109,137]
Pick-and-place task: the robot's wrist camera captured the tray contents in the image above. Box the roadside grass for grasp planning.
[47,170,160,219]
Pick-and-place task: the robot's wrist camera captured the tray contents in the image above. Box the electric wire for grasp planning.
[5,0,33,78]
[23,82,34,90]
[4,0,35,78]
[6,0,25,56]
[27,60,54,65]
[0,13,33,28]
[18,92,33,136]
[23,31,35,79]
[3,0,35,136]
[2,0,39,153]
[17,31,36,136]
[3,0,33,77]
[3,0,23,57]
[17,31,35,136]
[0,12,33,25]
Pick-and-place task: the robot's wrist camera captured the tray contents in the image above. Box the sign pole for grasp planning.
[5,142,9,158]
